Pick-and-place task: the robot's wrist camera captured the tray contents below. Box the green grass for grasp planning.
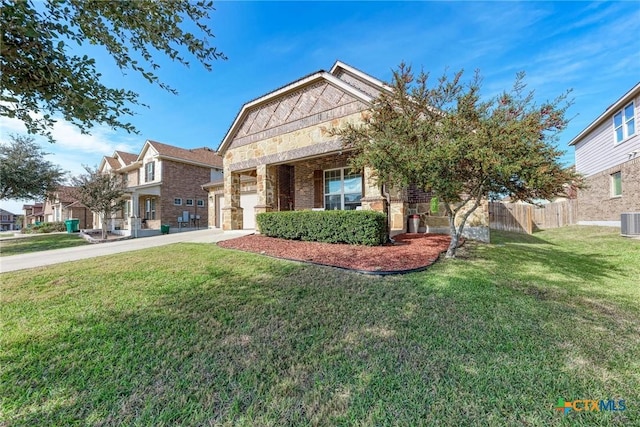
[0,233,88,256]
[1,226,638,426]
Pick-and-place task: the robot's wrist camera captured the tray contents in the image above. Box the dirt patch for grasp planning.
[217,233,453,273]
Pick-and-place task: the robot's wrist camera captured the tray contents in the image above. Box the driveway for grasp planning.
[0,229,254,273]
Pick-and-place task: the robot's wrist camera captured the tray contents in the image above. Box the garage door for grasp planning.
[241,192,258,229]
[217,195,224,228]
[217,193,257,229]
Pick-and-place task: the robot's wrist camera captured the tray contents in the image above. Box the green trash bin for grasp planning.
[70,219,80,232]
[65,219,73,233]
[161,224,170,235]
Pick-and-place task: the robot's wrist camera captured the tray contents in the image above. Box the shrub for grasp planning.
[24,222,67,234]
[256,210,387,246]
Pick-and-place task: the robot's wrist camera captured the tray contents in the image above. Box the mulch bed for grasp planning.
[217,233,453,273]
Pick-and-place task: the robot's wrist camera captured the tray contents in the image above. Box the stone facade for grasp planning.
[224,111,367,172]
[578,157,640,221]
[216,61,489,240]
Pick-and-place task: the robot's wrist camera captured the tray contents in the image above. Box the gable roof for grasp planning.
[139,140,223,169]
[115,150,138,165]
[217,60,387,155]
[569,81,640,146]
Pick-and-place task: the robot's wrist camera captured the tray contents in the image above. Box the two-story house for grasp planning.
[0,208,18,231]
[22,203,44,226]
[42,186,91,229]
[569,82,640,225]
[98,140,223,235]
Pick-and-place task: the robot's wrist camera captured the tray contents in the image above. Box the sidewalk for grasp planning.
[0,229,254,273]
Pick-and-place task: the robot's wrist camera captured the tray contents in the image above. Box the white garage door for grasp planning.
[241,192,258,229]
[217,195,224,228]
[217,193,258,229]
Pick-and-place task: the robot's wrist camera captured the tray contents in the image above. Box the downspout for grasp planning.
[382,183,393,243]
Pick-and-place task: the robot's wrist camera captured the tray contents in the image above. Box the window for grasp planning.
[197,199,205,207]
[145,161,155,182]
[185,199,194,206]
[611,172,622,197]
[145,198,156,219]
[174,198,182,206]
[324,168,362,210]
[614,102,635,143]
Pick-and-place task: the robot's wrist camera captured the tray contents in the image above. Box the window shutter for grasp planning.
[314,170,323,208]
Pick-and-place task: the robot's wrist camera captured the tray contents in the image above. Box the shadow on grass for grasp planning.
[2,252,638,426]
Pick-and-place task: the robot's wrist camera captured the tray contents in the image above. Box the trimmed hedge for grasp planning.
[22,222,67,234]
[256,210,387,246]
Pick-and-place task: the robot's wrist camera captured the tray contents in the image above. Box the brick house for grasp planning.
[22,203,44,226]
[569,82,640,225]
[42,186,91,229]
[0,208,18,231]
[98,140,223,235]
[208,61,488,238]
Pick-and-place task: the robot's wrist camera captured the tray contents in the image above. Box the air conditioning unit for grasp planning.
[620,212,640,237]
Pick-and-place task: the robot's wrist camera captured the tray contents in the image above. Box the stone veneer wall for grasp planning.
[578,157,640,221]
[224,111,367,172]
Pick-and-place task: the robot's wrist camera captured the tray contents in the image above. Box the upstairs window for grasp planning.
[174,198,182,206]
[614,102,635,144]
[197,199,205,207]
[186,199,194,206]
[145,161,155,182]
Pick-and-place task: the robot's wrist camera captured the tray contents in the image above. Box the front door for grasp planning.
[278,165,295,211]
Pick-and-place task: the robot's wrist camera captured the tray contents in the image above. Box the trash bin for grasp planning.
[408,214,420,233]
[65,219,73,233]
[70,219,79,232]
[161,224,170,235]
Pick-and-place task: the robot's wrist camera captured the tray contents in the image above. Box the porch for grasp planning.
[220,153,408,235]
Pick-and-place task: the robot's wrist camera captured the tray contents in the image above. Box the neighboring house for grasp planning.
[0,208,18,231]
[42,186,91,229]
[97,141,223,235]
[569,82,640,225]
[210,61,488,237]
[22,203,44,226]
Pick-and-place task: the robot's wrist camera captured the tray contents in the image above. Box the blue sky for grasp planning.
[1,0,639,214]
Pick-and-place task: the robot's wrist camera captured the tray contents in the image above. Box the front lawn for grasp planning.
[1,226,638,426]
[0,233,88,256]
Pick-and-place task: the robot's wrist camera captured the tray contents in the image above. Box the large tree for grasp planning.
[71,166,127,240]
[1,0,225,141]
[0,134,65,200]
[336,64,580,257]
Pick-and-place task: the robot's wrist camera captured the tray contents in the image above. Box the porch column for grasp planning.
[388,186,407,236]
[255,164,276,215]
[360,166,386,212]
[130,192,140,237]
[222,170,242,230]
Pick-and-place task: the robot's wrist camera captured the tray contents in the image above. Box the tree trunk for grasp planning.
[101,213,108,240]
[446,209,459,258]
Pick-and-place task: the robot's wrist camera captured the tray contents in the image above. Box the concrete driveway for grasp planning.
[0,229,254,273]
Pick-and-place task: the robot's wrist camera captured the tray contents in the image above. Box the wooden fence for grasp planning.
[489,200,578,234]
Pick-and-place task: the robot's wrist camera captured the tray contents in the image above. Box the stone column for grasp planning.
[255,164,275,214]
[222,170,243,230]
[360,166,386,213]
[388,186,407,236]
